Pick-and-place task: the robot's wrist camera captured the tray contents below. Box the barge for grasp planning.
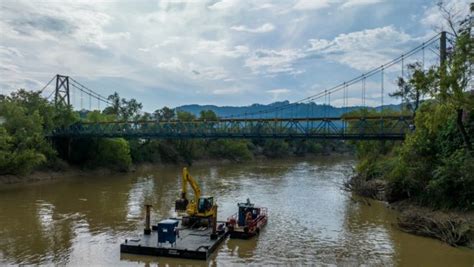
[120,217,227,260]
[121,169,269,260]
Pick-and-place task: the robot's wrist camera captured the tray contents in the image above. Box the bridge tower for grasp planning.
[55,74,70,107]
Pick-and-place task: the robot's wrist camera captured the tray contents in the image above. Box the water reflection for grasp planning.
[0,156,473,266]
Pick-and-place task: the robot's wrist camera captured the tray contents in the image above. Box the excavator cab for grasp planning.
[197,196,214,213]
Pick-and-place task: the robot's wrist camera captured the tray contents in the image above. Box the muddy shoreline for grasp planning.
[346,175,474,249]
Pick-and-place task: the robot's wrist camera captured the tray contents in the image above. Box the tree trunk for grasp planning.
[456,109,472,151]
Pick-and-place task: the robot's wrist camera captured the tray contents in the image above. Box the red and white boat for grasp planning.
[226,199,268,239]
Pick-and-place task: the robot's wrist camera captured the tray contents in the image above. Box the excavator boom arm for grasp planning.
[182,167,201,204]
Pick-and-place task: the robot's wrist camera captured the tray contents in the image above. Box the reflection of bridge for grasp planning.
[51,116,413,140]
[41,32,448,141]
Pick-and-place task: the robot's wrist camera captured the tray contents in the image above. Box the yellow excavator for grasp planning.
[175,167,218,230]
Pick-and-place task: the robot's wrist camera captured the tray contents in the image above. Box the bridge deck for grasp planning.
[51,116,413,140]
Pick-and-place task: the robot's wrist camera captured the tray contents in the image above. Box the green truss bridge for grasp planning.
[51,115,413,140]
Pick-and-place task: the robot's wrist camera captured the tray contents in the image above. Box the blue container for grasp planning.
[157,219,179,245]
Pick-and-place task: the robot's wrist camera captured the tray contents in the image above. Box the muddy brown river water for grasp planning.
[0,156,473,266]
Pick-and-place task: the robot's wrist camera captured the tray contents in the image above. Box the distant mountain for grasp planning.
[176,101,401,118]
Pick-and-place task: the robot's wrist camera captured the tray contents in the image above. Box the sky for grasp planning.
[0,0,471,111]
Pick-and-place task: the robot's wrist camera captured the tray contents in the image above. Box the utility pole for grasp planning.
[439,31,448,95]
[440,31,447,66]
[55,74,70,107]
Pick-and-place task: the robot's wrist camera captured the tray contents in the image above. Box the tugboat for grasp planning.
[226,199,268,239]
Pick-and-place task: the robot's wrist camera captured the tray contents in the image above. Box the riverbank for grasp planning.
[346,175,474,249]
[0,152,352,186]
[0,166,116,186]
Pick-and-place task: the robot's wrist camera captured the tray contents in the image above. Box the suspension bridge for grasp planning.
[39,32,449,140]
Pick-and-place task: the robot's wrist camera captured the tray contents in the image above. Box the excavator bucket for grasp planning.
[175,197,188,211]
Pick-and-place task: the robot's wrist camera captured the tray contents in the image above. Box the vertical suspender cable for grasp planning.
[381,66,384,112]
[72,86,75,110]
[362,76,366,107]
[324,90,328,118]
[381,66,385,132]
[422,45,425,70]
[401,55,405,109]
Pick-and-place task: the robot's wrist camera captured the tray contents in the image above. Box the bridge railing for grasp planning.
[51,115,413,140]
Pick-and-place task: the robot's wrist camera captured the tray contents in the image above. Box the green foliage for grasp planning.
[177,110,196,121]
[129,140,161,163]
[0,126,46,175]
[429,149,474,210]
[351,11,473,209]
[208,139,253,161]
[0,90,74,174]
[104,92,143,120]
[262,139,289,158]
[199,110,218,121]
[95,138,132,171]
[356,100,474,210]
[154,107,175,121]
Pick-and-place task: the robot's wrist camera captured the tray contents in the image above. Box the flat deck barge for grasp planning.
[120,223,227,260]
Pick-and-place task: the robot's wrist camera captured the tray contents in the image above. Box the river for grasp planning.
[0,156,472,266]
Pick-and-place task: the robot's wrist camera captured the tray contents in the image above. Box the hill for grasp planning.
[177,101,401,118]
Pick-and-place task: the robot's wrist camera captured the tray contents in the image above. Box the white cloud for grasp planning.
[294,0,383,10]
[212,87,244,95]
[245,49,305,75]
[307,26,412,71]
[267,88,291,101]
[157,57,232,82]
[253,3,275,10]
[339,0,383,9]
[293,0,333,10]
[194,40,249,58]
[157,57,185,71]
[231,23,275,33]
[267,88,291,94]
[208,0,239,10]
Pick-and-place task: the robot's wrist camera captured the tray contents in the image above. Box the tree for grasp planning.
[104,92,143,121]
[95,138,132,171]
[427,3,473,151]
[0,100,48,174]
[177,111,196,121]
[153,107,175,121]
[104,92,120,116]
[390,63,430,114]
[199,110,218,121]
[120,98,142,121]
